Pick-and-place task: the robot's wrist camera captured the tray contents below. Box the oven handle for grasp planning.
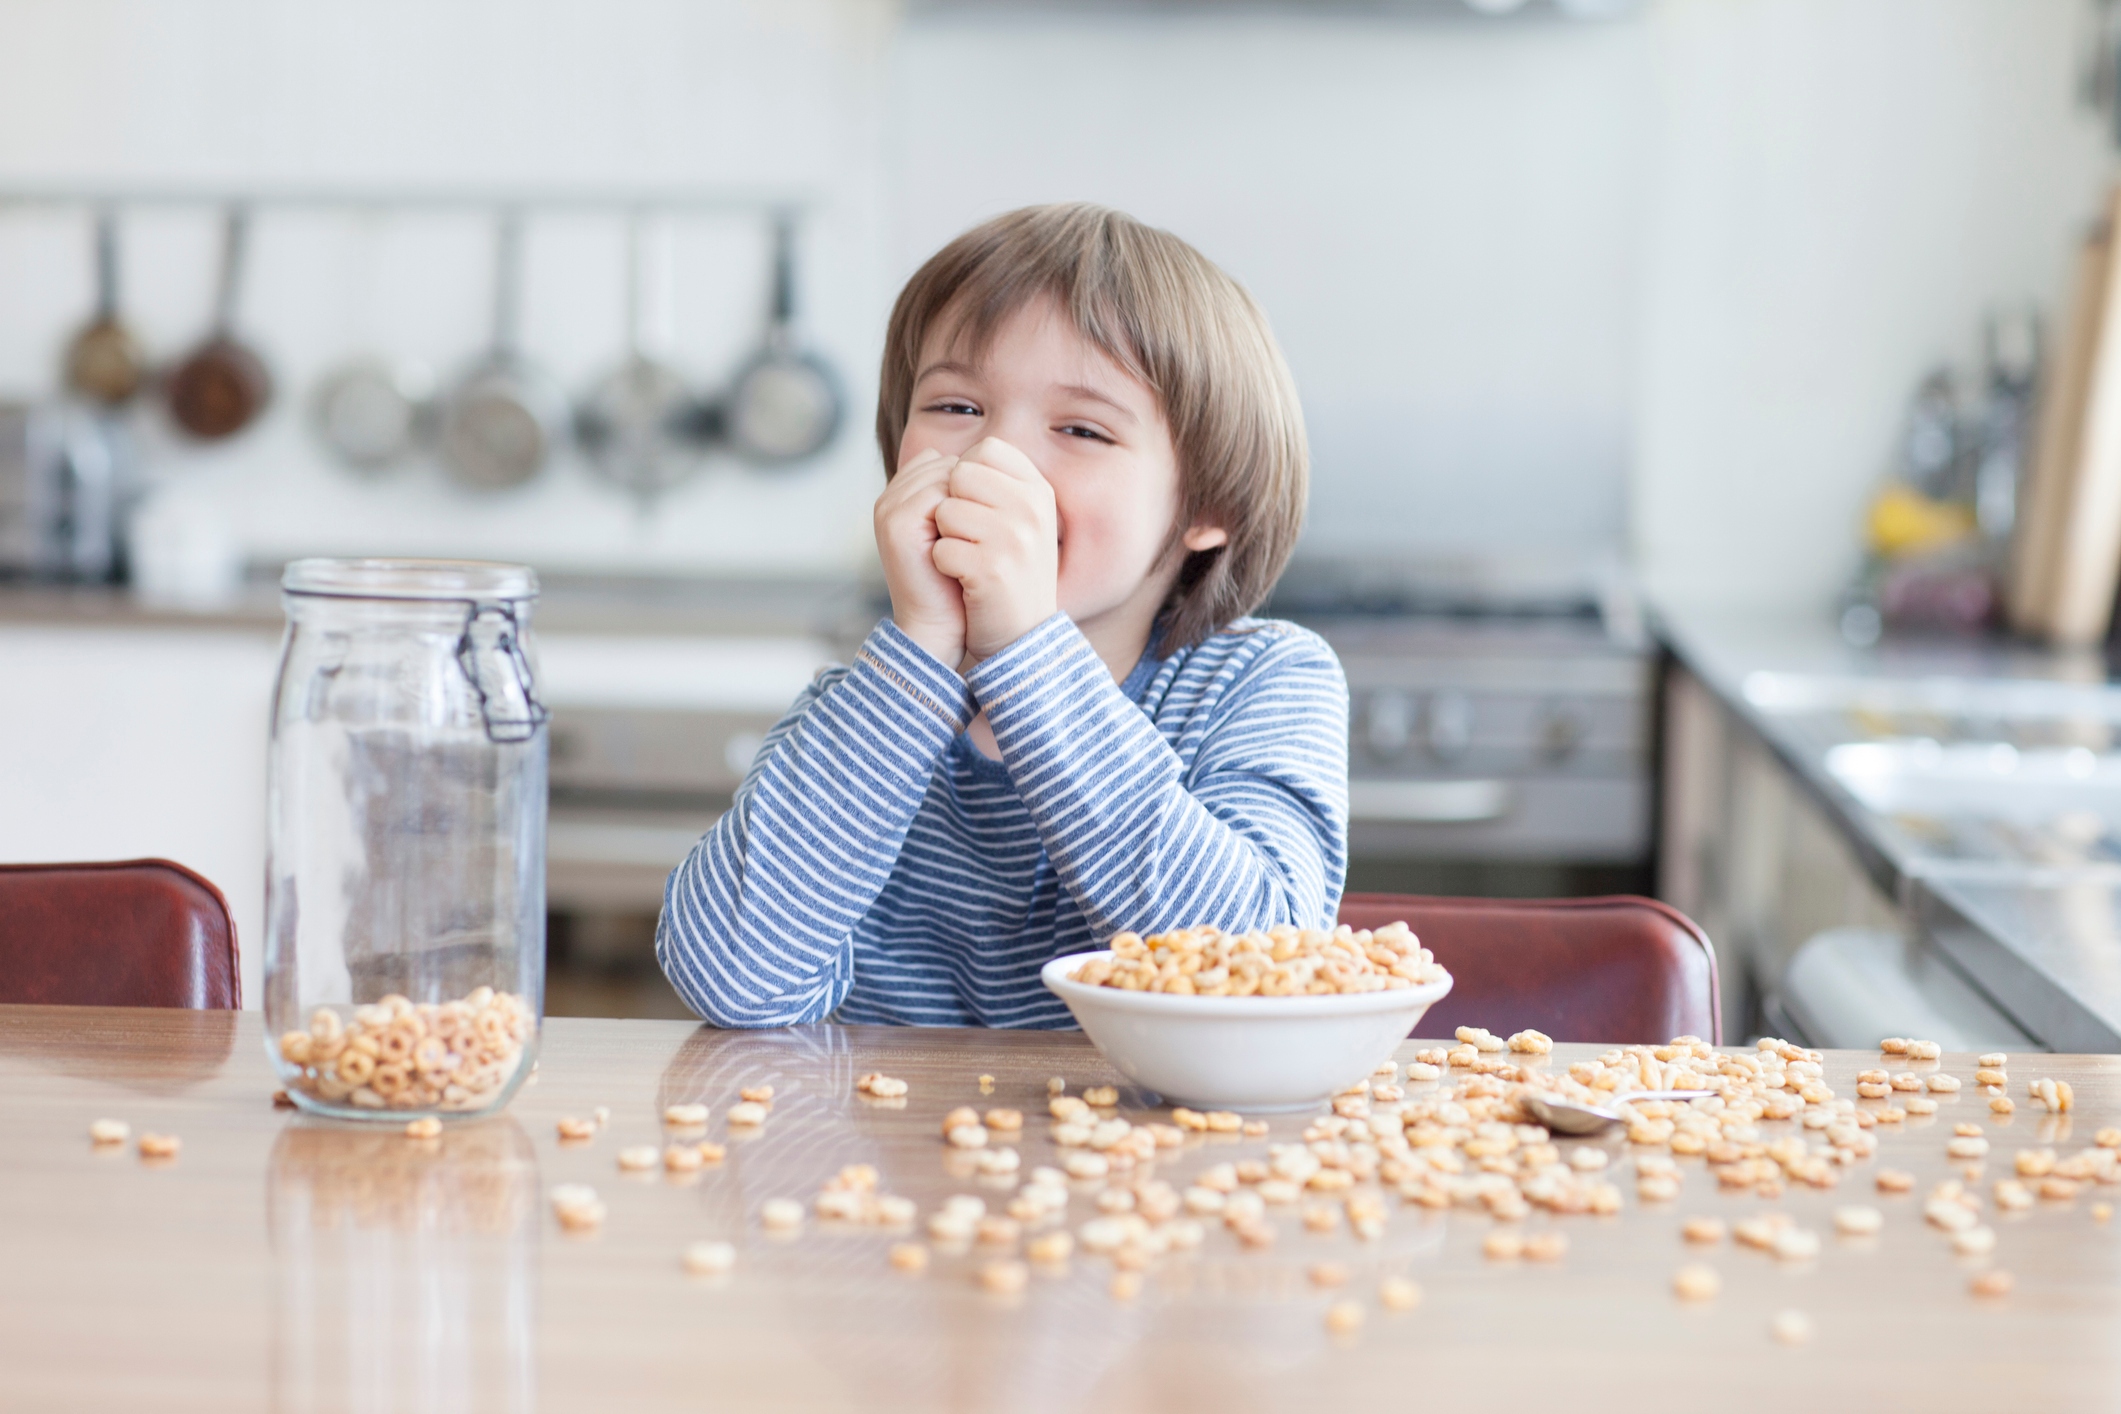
[1348,779,1513,824]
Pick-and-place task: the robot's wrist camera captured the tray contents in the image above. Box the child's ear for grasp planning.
[1182,525,1229,552]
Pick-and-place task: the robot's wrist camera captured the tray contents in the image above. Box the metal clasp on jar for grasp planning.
[454,601,550,744]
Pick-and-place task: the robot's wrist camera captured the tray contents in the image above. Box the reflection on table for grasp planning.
[268,1117,539,1414]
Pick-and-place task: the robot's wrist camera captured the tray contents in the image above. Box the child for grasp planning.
[657,203,1348,1028]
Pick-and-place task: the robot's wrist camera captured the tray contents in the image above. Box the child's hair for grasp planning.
[876,203,1308,654]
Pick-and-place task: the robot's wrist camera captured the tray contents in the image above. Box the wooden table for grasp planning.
[4,1005,2119,1413]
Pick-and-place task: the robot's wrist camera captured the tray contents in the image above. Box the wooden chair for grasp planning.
[1338,892,1720,1045]
[0,859,240,1009]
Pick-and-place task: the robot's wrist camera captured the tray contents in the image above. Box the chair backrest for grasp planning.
[0,859,241,1009]
[1338,892,1720,1045]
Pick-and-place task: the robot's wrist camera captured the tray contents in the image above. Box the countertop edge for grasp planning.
[1650,601,2121,1052]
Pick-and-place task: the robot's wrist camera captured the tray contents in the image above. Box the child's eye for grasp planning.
[1058,424,1112,443]
[925,400,980,417]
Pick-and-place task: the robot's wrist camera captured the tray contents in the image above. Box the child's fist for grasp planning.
[874,447,966,667]
[931,437,1060,663]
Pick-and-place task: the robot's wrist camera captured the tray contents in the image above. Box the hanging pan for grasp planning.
[575,214,702,506]
[165,206,273,440]
[308,215,435,474]
[63,210,149,407]
[720,214,841,466]
[438,213,568,491]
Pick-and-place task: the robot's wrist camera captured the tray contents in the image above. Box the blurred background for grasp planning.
[5,0,2120,1046]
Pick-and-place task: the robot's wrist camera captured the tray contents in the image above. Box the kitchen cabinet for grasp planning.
[0,625,280,1004]
[1655,604,2121,1052]
[1659,659,1904,1042]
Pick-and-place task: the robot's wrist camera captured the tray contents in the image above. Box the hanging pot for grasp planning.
[308,219,435,473]
[575,214,702,506]
[63,211,149,407]
[166,207,274,440]
[438,213,568,491]
[720,214,841,466]
[309,357,436,473]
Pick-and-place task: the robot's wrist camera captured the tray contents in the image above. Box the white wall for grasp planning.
[891,11,1650,569]
[1634,0,2113,610]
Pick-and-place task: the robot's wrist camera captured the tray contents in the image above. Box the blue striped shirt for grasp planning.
[655,611,1350,1028]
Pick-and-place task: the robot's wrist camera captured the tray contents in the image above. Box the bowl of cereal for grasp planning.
[1041,922,1453,1112]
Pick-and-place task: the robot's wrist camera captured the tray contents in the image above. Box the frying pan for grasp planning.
[438,213,568,491]
[165,207,273,440]
[574,214,701,505]
[308,219,434,473]
[63,211,148,407]
[721,214,841,466]
[309,357,434,473]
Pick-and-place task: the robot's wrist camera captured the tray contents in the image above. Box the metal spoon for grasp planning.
[1518,1089,1716,1137]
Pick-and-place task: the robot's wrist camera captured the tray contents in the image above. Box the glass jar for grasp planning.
[265,559,548,1121]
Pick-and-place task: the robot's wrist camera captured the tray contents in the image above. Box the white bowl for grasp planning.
[1040,950,1455,1112]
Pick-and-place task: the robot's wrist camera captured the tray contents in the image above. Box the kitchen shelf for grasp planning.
[0,184,823,218]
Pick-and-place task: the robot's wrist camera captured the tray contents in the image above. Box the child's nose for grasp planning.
[985,411,1046,451]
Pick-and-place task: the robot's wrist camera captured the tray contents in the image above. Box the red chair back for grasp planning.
[1338,892,1719,1045]
[0,859,241,1009]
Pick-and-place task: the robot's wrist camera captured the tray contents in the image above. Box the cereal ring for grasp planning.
[412,1036,454,1076]
[369,1062,412,1099]
[335,1049,376,1085]
[378,1024,418,1066]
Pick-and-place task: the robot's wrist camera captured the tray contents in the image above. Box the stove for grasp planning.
[1269,560,1653,869]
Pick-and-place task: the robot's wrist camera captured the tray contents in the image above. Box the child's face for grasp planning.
[899,296,1223,643]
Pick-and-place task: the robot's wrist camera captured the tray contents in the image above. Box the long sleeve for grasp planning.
[968,614,1348,939]
[655,620,975,1026]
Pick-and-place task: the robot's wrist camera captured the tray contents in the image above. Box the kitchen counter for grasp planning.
[0,571,881,644]
[6,1004,2117,1413]
[1655,604,2121,1051]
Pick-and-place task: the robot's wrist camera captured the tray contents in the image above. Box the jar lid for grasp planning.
[281,558,539,601]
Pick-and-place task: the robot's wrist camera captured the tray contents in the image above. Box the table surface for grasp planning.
[4,1006,2119,1414]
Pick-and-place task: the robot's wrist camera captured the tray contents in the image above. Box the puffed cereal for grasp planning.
[681,1241,736,1276]
[1071,921,1447,996]
[277,988,533,1114]
[1673,1264,1721,1301]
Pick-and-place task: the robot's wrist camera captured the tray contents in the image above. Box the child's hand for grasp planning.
[931,437,1060,663]
[874,447,966,667]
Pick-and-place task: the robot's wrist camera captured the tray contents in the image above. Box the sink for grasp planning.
[1744,671,2121,753]
[1823,738,2121,870]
